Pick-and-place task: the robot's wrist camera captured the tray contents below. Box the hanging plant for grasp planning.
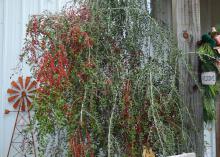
[20,0,194,156]
[197,27,220,121]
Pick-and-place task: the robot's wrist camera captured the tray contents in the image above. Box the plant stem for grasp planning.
[108,91,118,157]
[80,88,87,125]
[149,71,165,155]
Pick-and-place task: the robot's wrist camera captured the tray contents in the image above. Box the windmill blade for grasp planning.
[29,89,36,94]
[21,103,25,112]
[8,95,19,103]
[7,89,19,95]
[25,77,31,89]
[18,77,24,89]
[27,81,37,91]
[13,99,21,109]
[26,97,32,107]
[11,81,21,90]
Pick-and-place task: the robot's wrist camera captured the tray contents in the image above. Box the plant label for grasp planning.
[201,72,216,85]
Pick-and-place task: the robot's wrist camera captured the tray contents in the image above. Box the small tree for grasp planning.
[21,0,193,156]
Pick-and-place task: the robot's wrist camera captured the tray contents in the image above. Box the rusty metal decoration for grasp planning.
[183,30,190,40]
[5,76,37,157]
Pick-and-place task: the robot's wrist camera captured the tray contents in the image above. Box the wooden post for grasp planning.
[200,0,211,34]
[172,0,203,157]
[151,0,172,28]
[216,95,220,157]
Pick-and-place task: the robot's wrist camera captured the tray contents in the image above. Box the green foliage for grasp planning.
[21,0,194,156]
[198,43,220,121]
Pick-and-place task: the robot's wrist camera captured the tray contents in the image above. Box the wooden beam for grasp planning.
[216,96,220,157]
[172,0,177,34]
[200,0,211,34]
[151,0,172,28]
[172,0,203,157]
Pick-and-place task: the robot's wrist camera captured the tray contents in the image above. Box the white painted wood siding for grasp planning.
[204,122,216,157]
[0,0,68,156]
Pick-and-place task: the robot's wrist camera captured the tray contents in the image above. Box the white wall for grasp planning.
[0,0,69,156]
[204,122,216,157]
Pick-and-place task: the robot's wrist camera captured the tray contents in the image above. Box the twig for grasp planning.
[149,71,165,155]
[80,88,87,125]
[108,90,118,157]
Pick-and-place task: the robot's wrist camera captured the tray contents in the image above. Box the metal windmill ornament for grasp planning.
[6,76,37,157]
[7,76,36,111]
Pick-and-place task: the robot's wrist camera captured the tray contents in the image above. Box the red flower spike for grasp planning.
[32,16,38,34]
[69,128,95,157]
[36,51,69,88]
[7,77,37,112]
